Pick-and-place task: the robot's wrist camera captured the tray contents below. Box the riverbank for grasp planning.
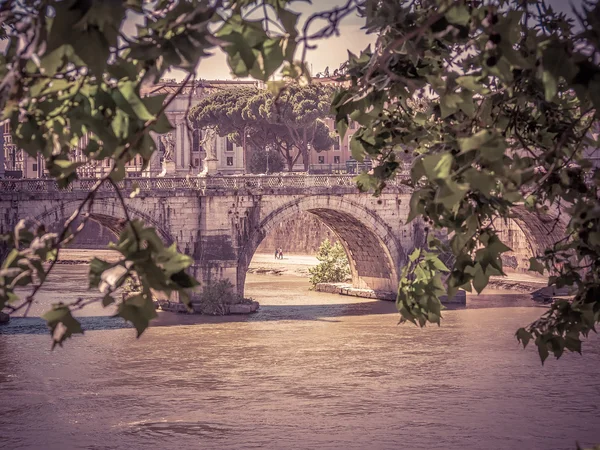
[56,250,548,294]
[247,253,319,277]
[247,253,549,294]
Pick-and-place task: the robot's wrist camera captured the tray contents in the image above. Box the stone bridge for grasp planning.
[0,175,566,299]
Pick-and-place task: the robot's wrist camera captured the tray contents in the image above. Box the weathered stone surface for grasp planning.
[0,311,10,324]
[257,211,339,254]
[316,282,467,305]
[0,176,566,303]
[228,301,259,314]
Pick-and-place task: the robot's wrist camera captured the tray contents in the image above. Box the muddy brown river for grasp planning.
[1,263,599,450]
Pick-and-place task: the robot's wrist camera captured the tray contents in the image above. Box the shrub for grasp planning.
[194,280,245,315]
[308,239,351,287]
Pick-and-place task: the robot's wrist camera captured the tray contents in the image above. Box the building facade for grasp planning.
[2,77,380,178]
[145,79,262,177]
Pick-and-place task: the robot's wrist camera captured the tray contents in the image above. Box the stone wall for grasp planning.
[256,211,338,255]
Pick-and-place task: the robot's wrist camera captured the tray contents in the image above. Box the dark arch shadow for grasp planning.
[237,197,406,298]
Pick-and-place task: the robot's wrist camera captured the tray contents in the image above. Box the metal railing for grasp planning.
[0,173,410,193]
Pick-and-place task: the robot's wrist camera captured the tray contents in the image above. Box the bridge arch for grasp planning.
[492,205,568,272]
[31,199,175,247]
[237,196,406,297]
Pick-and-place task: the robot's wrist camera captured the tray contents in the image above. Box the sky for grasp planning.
[173,0,377,81]
[176,0,587,82]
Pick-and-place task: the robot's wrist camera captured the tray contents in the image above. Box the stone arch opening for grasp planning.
[32,199,175,250]
[493,205,567,273]
[238,197,405,298]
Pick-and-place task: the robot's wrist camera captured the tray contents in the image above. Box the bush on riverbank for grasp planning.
[309,240,351,288]
[193,280,254,315]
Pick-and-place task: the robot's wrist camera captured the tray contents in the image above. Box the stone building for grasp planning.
[144,78,264,176]
[0,79,263,179]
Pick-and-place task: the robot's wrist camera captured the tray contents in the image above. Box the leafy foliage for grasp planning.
[189,85,336,171]
[308,239,351,287]
[331,0,600,360]
[397,246,449,327]
[0,0,314,345]
[249,147,286,174]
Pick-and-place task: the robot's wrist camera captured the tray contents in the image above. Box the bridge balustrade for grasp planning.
[0,173,409,193]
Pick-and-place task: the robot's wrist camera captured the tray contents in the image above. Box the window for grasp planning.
[194,158,199,167]
[192,129,203,152]
[333,156,340,164]
[318,156,325,164]
[226,137,234,152]
[32,163,37,171]
[226,156,234,166]
[333,136,340,151]
[347,134,353,147]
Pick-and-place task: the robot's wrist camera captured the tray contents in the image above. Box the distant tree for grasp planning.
[248,147,285,174]
[189,85,336,171]
[308,239,351,287]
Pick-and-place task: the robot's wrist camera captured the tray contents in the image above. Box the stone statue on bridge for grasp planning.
[160,132,175,162]
[159,132,176,176]
[198,127,218,177]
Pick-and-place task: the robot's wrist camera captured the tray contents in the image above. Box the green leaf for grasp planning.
[456,76,489,94]
[439,93,461,119]
[472,264,488,294]
[459,130,493,153]
[117,81,154,121]
[102,294,115,307]
[117,293,157,337]
[537,340,550,364]
[43,305,84,349]
[349,134,365,161]
[89,258,115,288]
[421,153,452,180]
[542,70,558,102]
[445,4,471,26]
[409,248,421,262]
[516,328,532,348]
[528,257,545,275]
[130,182,140,199]
[436,179,469,209]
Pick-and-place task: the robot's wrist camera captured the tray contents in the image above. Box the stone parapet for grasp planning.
[0,174,411,197]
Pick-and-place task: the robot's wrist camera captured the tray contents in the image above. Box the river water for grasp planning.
[1,263,599,450]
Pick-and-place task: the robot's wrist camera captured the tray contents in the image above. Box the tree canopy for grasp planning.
[332,0,600,362]
[248,146,286,174]
[189,84,336,171]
